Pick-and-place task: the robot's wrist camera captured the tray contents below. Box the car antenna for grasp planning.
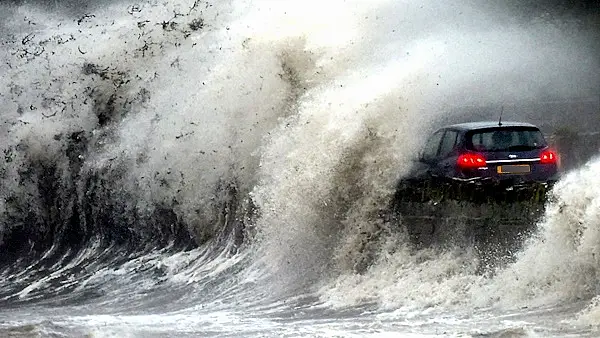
[498,105,504,126]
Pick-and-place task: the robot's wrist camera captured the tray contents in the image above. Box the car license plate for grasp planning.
[497,164,531,174]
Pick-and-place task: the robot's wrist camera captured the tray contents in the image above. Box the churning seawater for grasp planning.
[0,0,599,337]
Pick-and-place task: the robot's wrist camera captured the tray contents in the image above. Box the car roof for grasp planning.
[443,121,539,131]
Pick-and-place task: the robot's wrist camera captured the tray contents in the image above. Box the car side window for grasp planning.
[438,130,458,158]
[422,130,444,161]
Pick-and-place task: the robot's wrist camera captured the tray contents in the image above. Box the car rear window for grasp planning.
[467,127,546,152]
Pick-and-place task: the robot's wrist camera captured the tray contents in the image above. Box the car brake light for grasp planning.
[457,153,486,168]
[540,149,557,164]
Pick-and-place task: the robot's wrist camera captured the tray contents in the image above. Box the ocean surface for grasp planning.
[1,1,599,336]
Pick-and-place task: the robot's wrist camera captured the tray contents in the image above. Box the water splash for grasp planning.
[0,1,598,329]
[478,158,600,309]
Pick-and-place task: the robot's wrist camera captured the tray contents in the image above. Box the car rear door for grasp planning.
[413,129,444,180]
[436,129,459,179]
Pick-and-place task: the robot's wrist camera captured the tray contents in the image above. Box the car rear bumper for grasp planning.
[393,175,554,205]
[446,177,554,203]
[457,163,559,185]
[451,174,558,187]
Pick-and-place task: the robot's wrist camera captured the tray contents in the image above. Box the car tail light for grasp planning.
[457,153,486,168]
[540,149,558,164]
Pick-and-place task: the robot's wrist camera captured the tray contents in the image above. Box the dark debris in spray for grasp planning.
[189,17,205,31]
[0,0,276,305]
[0,1,249,287]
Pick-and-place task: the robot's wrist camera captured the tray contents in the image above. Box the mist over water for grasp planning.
[0,0,599,336]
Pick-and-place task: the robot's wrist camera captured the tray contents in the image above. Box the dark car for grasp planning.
[396,121,559,203]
